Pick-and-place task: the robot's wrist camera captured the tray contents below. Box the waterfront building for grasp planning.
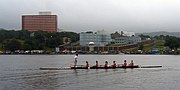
[22,12,57,32]
[111,31,141,45]
[112,36,141,45]
[80,30,111,46]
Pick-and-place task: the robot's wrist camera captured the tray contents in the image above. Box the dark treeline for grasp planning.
[0,29,79,51]
[154,35,180,50]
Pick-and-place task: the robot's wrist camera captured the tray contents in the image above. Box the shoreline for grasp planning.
[0,53,178,55]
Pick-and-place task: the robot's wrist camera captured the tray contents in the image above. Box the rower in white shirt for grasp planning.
[74,53,78,67]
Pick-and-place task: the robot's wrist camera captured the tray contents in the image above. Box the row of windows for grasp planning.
[25,29,56,31]
[23,19,56,22]
[24,28,56,30]
[23,18,57,22]
[27,30,57,32]
[23,24,56,27]
[23,18,56,22]
[23,28,57,30]
[115,39,127,41]
[80,40,111,42]
[24,26,56,28]
[115,42,127,43]
[23,24,56,26]
[23,18,56,20]
[24,24,57,26]
[23,23,56,25]
[23,21,56,24]
[23,26,56,29]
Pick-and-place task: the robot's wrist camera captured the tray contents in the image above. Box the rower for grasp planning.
[124,60,127,67]
[86,61,89,68]
[129,60,134,66]
[74,53,78,67]
[112,61,116,68]
[105,61,108,68]
[96,61,98,67]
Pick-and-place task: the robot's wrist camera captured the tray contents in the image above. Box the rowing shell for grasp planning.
[40,65,162,70]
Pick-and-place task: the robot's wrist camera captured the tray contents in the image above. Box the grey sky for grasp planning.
[0,0,180,33]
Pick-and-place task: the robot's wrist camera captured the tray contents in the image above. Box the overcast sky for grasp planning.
[0,0,180,33]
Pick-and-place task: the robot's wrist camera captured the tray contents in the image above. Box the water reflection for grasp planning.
[73,69,78,76]
[123,69,127,73]
[23,71,59,90]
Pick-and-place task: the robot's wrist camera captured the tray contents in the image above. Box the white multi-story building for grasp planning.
[111,31,141,45]
[80,30,111,46]
[112,36,141,45]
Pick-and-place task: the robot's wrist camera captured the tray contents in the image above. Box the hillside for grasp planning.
[137,31,180,37]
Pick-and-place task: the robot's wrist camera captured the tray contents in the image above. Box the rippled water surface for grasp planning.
[0,55,180,90]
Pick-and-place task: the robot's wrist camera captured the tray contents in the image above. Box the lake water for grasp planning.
[0,55,180,90]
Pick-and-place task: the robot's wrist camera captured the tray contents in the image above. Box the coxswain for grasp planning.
[96,61,98,67]
[124,60,127,67]
[129,60,134,66]
[86,61,89,68]
[105,61,108,68]
[113,61,116,68]
[74,53,78,67]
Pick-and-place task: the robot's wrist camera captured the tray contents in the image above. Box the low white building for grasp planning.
[112,36,141,45]
[111,31,141,45]
[80,30,111,46]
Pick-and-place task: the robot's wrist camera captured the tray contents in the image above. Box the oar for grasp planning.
[139,65,162,68]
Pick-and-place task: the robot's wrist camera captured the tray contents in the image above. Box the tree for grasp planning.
[139,44,144,50]
[0,29,79,51]
[4,39,22,51]
[164,36,180,50]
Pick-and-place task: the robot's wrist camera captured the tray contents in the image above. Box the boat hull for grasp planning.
[40,65,162,70]
[71,65,139,69]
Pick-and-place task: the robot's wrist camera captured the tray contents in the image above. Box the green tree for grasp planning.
[164,36,180,50]
[4,39,22,51]
[139,44,144,50]
[0,29,79,51]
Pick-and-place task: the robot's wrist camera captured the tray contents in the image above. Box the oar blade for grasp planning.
[140,65,162,68]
